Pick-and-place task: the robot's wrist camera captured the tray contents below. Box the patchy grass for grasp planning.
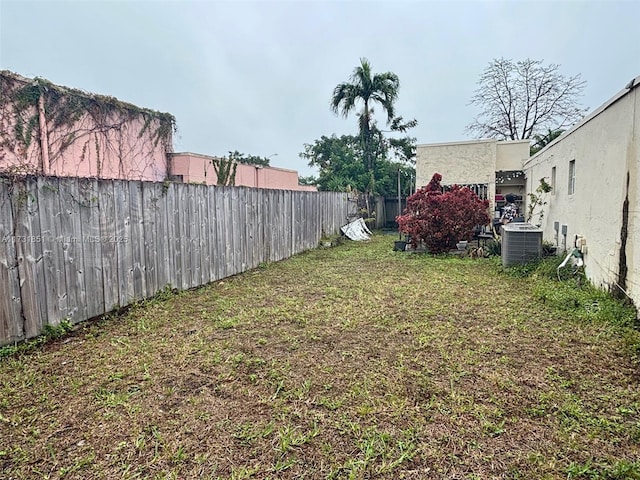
[1,234,639,479]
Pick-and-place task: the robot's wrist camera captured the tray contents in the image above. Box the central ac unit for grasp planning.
[501,223,543,267]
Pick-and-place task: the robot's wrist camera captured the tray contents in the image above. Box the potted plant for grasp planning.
[394,239,408,251]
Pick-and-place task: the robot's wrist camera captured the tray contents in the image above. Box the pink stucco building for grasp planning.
[169,152,317,191]
[0,70,174,182]
[0,71,315,191]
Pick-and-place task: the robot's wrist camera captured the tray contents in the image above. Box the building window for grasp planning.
[551,166,556,192]
[568,160,576,195]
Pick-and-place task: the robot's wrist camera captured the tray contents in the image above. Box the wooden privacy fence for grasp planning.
[0,177,353,346]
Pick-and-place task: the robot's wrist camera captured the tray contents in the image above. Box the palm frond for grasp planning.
[331,83,359,118]
[332,58,401,123]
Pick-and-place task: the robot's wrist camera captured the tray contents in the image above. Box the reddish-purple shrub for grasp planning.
[396,173,490,254]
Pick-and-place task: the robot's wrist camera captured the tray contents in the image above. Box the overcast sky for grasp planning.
[1,0,639,177]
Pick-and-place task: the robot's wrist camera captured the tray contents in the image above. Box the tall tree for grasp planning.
[300,134,366,192]
[300,134,414,197]
[467,58,587,141]
[330,58,401,173]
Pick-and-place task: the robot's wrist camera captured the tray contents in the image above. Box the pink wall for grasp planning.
[0,72,313,190]
[170,153,317,191]
[41,114,169,181]
[0,71,172,182]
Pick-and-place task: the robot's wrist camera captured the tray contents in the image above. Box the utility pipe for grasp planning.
[557,248,584,281]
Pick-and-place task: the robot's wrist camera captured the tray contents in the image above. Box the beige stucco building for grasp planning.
[523,75,640,306]
[415,139,530,214]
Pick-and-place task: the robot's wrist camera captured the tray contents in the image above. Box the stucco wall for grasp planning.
[496,141,530,171]
[1,109,169,181]
[416,139,496,188]
[416,138,530,211]
[630,89,640,307]
[169,153,316,191]
[523,80,640,306]
[46,114,169,181]
[0,71,172,182]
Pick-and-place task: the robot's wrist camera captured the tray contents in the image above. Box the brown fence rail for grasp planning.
[0,177,352,345]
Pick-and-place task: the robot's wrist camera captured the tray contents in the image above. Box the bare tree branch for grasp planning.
[466,58,587,140]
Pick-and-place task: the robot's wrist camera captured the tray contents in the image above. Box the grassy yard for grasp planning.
[1,234,640,479]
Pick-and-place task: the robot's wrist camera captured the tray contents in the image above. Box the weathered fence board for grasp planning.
[252,188,261,270]
[0,177,354,345]
[40,177,67,324]
[224,188,234,277]
[173,184,185,290]
[114,181,134,307]
[237,187,247,273]
[98,181,119,312]
[214,187,225,281]
[197,184,210,286]
[165,184,178,289]
[13,178,43,337]
[142,182,158,298]
[265,189,274,262]
[66,179,87,322]
[155,183,170,290]
[79,178,104,320]
[230,187,240,276]
[178,184,190,290]
[206,186,217,283]
[129,181,146,302]
[243,188,251,270]
[0,183,22,344]
[187,184,199,289]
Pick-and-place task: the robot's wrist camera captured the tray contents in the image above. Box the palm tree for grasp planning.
[530,128,565,155]
[331,58,400,173]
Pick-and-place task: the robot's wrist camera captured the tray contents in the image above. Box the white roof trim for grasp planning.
[417,138,497,148]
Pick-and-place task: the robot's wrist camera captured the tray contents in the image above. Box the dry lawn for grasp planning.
[1,234,639,479]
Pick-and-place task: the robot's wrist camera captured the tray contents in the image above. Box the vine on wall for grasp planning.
[0,70,177,179]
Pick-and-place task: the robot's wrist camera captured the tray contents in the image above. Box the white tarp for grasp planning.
[340,217,372,241]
